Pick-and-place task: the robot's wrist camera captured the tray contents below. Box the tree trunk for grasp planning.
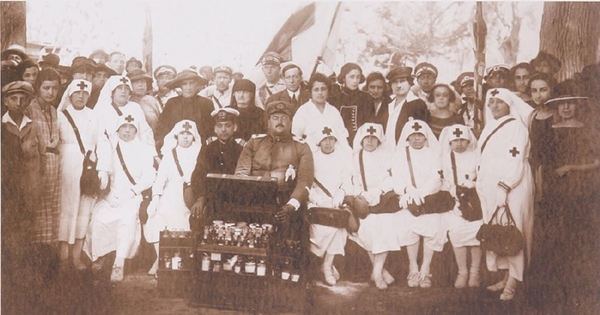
[540,2,600,81]
[1,2,27,52]
[499,3,520,65]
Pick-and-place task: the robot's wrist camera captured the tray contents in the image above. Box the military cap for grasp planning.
[266,100,293,117]
[386,66,413,81]
[1,44,28,61]
[485,64,510,77]
[213,65,233,76]
[2,80,34,95]
[261,52,282,67]
[414,62,438,78]
[211,107,240,122]
[153,65,177,79]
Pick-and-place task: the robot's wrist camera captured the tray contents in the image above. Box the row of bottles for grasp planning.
[199,221,274,248]
[161,229,193,239]
[160,248,194,270]
[199,252,301,282]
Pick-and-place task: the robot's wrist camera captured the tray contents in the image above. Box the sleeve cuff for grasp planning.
[287,198,300,211]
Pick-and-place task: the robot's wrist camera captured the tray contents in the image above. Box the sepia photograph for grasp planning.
[1,0,599,314]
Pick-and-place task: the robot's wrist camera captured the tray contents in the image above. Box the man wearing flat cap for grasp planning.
[266,63,310,115]
[380,66,430,149]
[199,65,234,109]
[189,107,245,225]
[155,69,213,154]
[153,65,178,109]
[257,52,286,108]
[71,56,96,82]
[2,81,46,248]
[235,101,314,235]
[88,63,117,109]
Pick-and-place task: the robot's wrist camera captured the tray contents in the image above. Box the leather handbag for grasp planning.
[62,110,100,197]
[451,151,482,221]
[476,204,524,256]
[405,147,455,217]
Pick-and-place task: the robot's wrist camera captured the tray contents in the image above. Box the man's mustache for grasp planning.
[276,124,285,128]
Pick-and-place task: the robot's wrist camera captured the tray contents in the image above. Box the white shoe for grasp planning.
[110,265,124,282]
[419,273,432,288]
[148,260,159,276]
[323,268,336,286]
[331,265,340,281]
[468,272,480,288]
[372,274,388,290]
[382,269,395,285]
[487,279,507,292]
[407,272,420,288]
[454,273,468,288]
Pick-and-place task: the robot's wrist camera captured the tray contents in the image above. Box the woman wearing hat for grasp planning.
[328,63,374,145]
[84,112,155,282]
[56,79,103,270]
[305,124,353,286]
[155,69,213,152]
[127,69,161,132]
[229,78,266,141]
[26,68,63,245]
[528,82,600,312]
[292,73,347,148]
[476,88,533,301]
[2,81,46,248]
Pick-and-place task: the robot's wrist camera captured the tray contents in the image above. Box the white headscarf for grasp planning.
[57,79,92,112]
[160,119,202,156]
[307,124,352,155]
[438,124,478,156]
[95,75,133,113]
[397,118,440,152]
[353,123,385,153]
[484,88,533,129]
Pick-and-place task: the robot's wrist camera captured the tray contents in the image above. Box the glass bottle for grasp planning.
[171,252,181,270]
[256,259,267,276]
[201,253,211,272]
[281,258,291,280]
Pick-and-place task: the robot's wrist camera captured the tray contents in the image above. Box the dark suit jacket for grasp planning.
[376,96,430,145]
[266,88,311,115]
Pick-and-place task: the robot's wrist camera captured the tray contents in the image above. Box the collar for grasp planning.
[268,132,293,143]
[2,112,32,130]
[287,89,299,99]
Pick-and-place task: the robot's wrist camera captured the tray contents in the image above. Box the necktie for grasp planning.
[291,94,298,108]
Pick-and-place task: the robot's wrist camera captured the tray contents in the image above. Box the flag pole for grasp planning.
[473,1,487,128]
[310,2,342,78]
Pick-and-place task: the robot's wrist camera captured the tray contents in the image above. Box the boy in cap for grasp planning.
[127,69,162,132]
[155,69,213,153]
[189,108,245,225]
[2,81,46,246]
[257,52,286,108]
[153,65,178,108]
[412,62,438,110]
[455,72,484,137]
[199,65,233,109]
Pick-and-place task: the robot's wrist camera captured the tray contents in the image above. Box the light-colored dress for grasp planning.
[350,147,418,254]
[476,115,533,282]
[292,100,348,147]
[308,148,352,257]
[84,138,155,261]
[57,106,104,243]
[144,144,199,243]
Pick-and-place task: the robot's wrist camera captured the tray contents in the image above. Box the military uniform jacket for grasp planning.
[190,137,245,197]
[235,133,314,203]
[266,88,311,116]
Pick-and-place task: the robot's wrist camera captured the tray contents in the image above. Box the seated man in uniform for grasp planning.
[188,107,245,226]
[235,101,314,236]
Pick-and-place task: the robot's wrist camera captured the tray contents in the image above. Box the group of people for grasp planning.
[2,43,599,312]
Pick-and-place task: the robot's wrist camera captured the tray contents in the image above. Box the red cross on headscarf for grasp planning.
[509,147,520,157]
[125,115,134,122]
[491,89,500,96]
[412,122,422,131]
[453,127,463,138]
[367,126,377,135]
[77,81,88,90]
[120,77,129,84]
[182,121,192,131]
[322,126,332,135]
